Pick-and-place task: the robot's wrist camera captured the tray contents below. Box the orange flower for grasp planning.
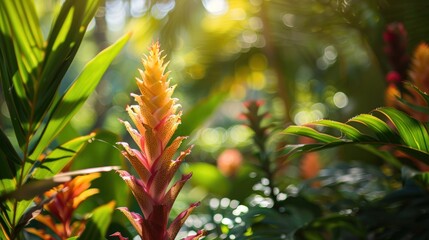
[113,43,205,240]
[26,173,100,239]
[409,43,429,93]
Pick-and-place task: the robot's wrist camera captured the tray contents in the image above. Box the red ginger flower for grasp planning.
[26,173,100,239]
[113,42,205,240]
[383,22,409,82]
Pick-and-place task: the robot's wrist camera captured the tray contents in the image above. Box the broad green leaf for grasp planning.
[0,0,43,89]
[349,114,399,143]
[79,201,116,239]
[31,133,96,180]
[283,125,341,143]
[27,33,131,175]
[0,0,41,145]
[35,0,102,122]
[309,119,375,142]
[376,107,429,152]
[175,89,228,137]
[282,107,429,169]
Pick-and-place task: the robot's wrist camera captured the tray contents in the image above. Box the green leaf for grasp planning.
[0,0,43,145]
[31,133,96,180]
[309,119,376,142]
[79,201,116,239]
[35,0,102,122]
[176,89,228,137]
[376,107,429,152]
[349,113,399,143]
[283,107,429,169]
[28,33,131,173]
[283,125,341,143]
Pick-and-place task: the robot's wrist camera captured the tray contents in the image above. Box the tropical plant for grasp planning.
[111,42,205,240]
[25,173,102,239]
[281,36,429,238]
[0,0,129,239]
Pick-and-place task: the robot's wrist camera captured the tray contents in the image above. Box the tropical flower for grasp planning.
[113,42,205,240]
[383,22,409,82]
[26,173,100,239]
[409,42,429,93]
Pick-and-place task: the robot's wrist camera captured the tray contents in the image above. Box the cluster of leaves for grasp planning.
[184,85,429,239]
[0,0,129,239]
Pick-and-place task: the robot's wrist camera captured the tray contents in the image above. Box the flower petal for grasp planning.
[117,142,151,182]
[142,124,162,164]
[163,173,192,210]
[120,119,142,148]
[117,170,153,217]
[167,202,200,240]
[152,136,187,172]
[116,207,143,237]
[148,146,192,201]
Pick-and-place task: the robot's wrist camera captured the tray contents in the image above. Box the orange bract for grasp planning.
[26,173,100,239]
[409,43,429,92]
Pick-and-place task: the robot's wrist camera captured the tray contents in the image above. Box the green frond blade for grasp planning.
[349,113,400,143]
[27,33,130,177]
[376,107,429,152]
[35,0,102,124]
[283,125,342,143]
[309,119,376,142]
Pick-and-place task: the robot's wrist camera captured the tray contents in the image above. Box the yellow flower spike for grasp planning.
[114,42,205,239]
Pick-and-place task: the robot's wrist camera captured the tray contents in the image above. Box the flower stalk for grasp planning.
[113,43,205,240]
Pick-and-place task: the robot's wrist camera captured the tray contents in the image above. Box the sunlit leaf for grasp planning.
[309,119,376,142]
[283,125,341,143]
[0,0,43,145]
[349,113,399,143]
[35,0,102,122]
[283,107,429,169]
[376,107,429,152]
[28,33,131,170]
[31,133,96,180]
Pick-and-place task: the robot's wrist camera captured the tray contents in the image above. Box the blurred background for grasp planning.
[2,0,429,239]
